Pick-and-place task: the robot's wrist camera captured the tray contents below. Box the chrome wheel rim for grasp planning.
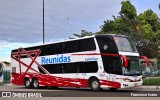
[26,80,30,87]
[34,80,38,87]
[92,81,99,89]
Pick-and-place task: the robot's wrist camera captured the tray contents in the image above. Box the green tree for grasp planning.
[73,30,94,38]
[73,0,160,58]
[100,20,116,34]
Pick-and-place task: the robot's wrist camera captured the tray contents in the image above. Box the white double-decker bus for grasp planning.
[11,34,149,91]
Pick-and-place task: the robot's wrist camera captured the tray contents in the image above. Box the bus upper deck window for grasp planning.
[114,36,137,52]
[103,44,108,50]
[96,36,118,54]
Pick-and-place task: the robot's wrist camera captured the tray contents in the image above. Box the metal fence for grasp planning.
[142,61,160,77]
[142,60,160,86]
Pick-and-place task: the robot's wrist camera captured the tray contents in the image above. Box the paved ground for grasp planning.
[0,84,160,99]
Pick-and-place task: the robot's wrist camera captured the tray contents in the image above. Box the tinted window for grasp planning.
[13,38,96,58]
[38,67,46,74]
[78,61,98,73]
[63,63,77,73]
[96,36,122,75]
[96,36,118,54]
[40,61,98,74]
[43,64,63,74]
[114,37,137,52]
[103,57,122,75]
[79,38,96,52]
[65,40,79,53]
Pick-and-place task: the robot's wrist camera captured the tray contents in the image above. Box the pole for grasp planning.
[43,0,45,44]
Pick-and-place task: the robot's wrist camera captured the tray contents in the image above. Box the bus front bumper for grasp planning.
[120,80,143,88]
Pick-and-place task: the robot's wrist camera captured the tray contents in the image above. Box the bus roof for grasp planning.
[96,34,128,38]
[12,34,128,51]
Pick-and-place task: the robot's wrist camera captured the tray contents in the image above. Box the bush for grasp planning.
[143,77,160,85]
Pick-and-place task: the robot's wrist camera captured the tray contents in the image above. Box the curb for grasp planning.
[0,83,12,86]
[134,86,160,89]
[0,84,160,89]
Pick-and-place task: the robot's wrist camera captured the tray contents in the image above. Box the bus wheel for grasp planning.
[32,78,39,89]
[90,79,100,92]
[24,78,31,89]
[109,88,117,91]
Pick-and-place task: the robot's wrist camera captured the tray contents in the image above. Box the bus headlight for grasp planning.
[140,78,143,81]
[123,79,130,82]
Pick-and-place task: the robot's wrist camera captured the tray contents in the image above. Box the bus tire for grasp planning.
[24,78,31,89]
[109,88,117,91]
[32,78,39,89]
[90,78,100,92]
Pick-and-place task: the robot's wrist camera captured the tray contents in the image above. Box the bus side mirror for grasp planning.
[140,56,149,67]
[120,55,128,67]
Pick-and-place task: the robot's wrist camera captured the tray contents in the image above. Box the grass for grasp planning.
[143,77,160,85]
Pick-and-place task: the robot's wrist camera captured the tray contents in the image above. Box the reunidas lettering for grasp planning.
[41,55,71,65]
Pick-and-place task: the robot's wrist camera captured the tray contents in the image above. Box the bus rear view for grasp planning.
[11,34,149,91]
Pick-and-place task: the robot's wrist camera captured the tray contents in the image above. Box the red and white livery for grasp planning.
[11,34,149,91]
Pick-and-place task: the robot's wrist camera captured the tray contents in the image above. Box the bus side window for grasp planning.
[106,37,117,53]
[62,44,67,54]
[78,62,98,73]
[69,40,79,53]
[96,36,118,54]
[77,66,80,73]
[47,45,55,55]
[79,38,96,52]
[38,66,45,74]
[62,65,65,73]
[62,63,77,73]
[56,44,62,54]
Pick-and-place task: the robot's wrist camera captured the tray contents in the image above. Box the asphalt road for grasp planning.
[0,84,160,99]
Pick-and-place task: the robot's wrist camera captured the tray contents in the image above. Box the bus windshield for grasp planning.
[114,37,137,52]
[122,57,142,76]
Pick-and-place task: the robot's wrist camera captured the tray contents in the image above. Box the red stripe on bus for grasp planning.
[72,53,118,57]
[11,72,121,88]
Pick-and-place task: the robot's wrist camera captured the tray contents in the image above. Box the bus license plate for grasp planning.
[134,83,138,87]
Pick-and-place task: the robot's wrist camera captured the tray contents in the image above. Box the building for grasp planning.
[0,61,11,83]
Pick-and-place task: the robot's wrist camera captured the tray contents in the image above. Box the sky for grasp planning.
[0,0,160,62]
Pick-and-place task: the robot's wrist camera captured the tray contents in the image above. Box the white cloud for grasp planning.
[130,0,160,14]
[0,42,41,62]
[0,57,10,62]
[0,0,122,43]
[0,0,159,61]
[0,39,65,62]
